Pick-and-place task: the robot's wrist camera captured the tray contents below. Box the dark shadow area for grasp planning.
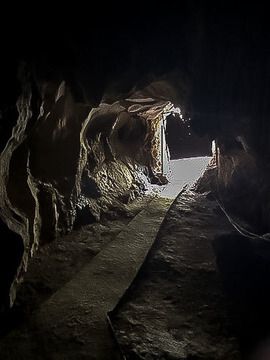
[0,218,24,336]
[213,232,270,358]
[73,207,96,229]
[1,3,270,359]
[165,114,212,159]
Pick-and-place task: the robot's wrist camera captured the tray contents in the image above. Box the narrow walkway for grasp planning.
[0,157,211,359]
[36,196,174,360]
[0,175,183,359]
[110,190,240,359]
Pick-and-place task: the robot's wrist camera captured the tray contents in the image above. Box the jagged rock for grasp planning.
[0,71,177,311]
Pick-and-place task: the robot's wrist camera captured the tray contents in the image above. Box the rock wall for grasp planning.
[0,69,177,311]
[2,1,270,313]
[197,118,270,234]
[214,133,270,234]
[0,78,89,309]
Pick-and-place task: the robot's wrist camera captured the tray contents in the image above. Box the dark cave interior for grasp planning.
[1,2,270,359]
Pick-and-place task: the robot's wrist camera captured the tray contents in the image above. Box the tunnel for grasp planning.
[1,3,270,359]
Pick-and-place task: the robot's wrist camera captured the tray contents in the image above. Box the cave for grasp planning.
[1,3,270,359]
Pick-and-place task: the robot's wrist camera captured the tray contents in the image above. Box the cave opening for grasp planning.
[2,3,270,359]
[158,106,213,197]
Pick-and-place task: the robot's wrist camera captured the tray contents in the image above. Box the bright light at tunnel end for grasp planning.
[161,157,211,199]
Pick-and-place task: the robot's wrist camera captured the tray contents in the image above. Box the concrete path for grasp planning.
[0,157,211,359]
[0,183,181,360]
[35,196,175,360]
[110,190,240,359]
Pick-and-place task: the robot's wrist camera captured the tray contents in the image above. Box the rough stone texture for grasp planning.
[0,79,91,310]
[205,137,270,234]
[111,191,240,360]
[197,129,270,234]
[0,190,178,360]
[0,74,180,311]
[2,4,270,346]
[12,196,153,317]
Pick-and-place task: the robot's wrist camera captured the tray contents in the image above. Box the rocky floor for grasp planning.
[0,193,179,360]
[0,195,154,338]
[110,190,241,359]
[1,158,259,359]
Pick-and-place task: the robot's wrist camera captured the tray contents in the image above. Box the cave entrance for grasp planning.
[158,107,213,194]
[123,82,213,187]
[164,112,212,160]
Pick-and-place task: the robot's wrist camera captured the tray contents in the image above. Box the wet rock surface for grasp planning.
[111,190,240,359]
